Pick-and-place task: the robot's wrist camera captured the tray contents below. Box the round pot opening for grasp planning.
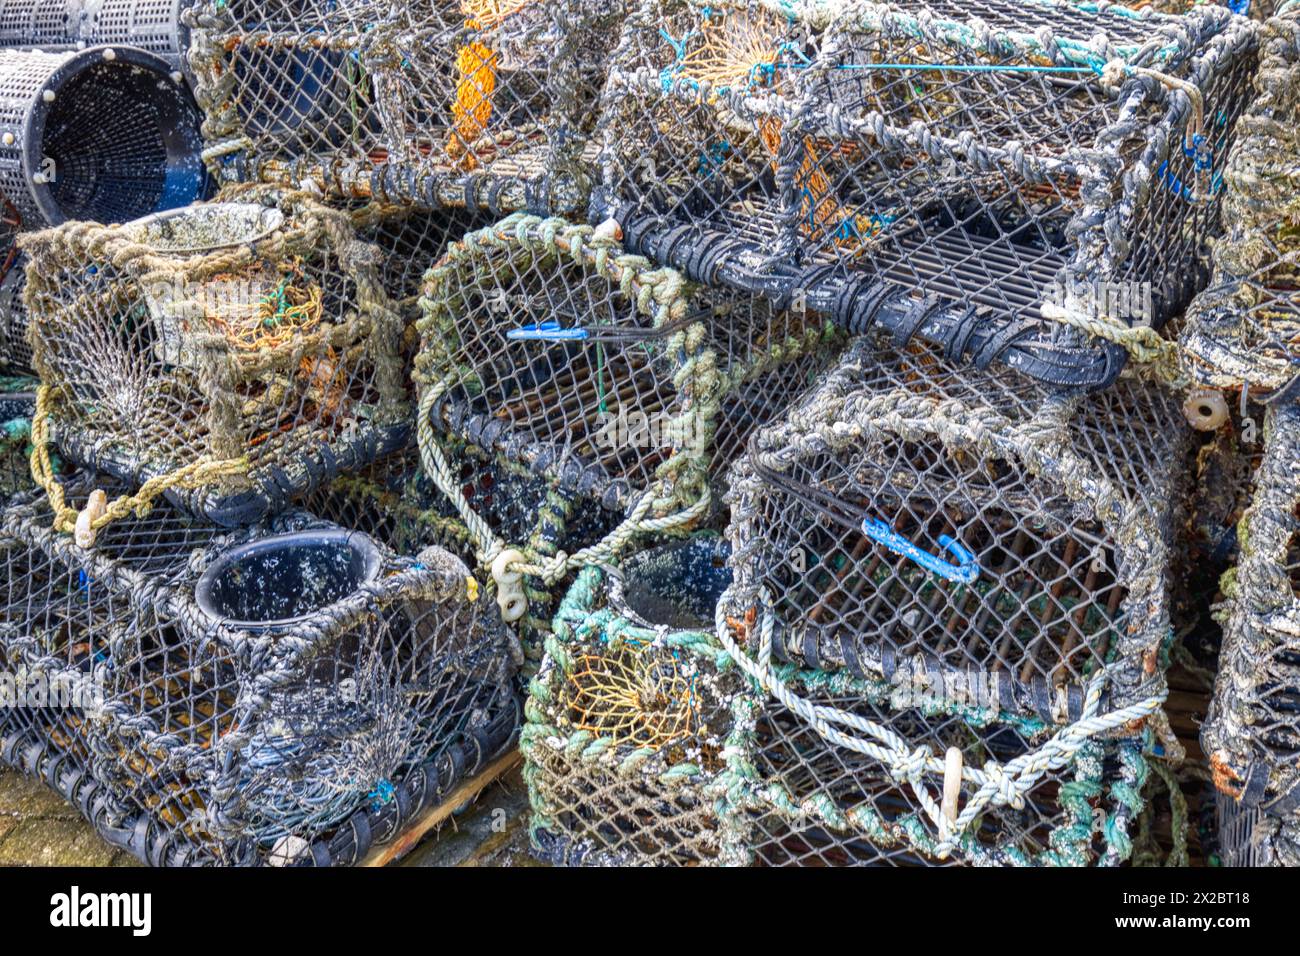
[27,46,207,225]
[617,536,732,631]
[195,529,383,629]
[131,202,285,254]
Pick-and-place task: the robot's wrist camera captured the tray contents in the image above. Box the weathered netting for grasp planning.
[719,664,1151,865]
[352,203,491,322]
[304,443,618,667]
[600,0,1259,390]
[0,476,520,866]
[522,538,751,866]
[21,186,410,530]
[1180,3,1300,396]
[1201,401,1300,864]
[186,0,624,215]
[414,212,841,631]
[723,338,1190,726]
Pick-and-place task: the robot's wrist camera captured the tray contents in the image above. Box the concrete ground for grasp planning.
[0,763,536,868]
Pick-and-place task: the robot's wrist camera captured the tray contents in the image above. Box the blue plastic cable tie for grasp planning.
[861,517,979,583]
[507,321,589,341]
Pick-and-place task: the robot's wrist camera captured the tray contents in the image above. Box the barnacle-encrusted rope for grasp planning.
[714,592,1165,858]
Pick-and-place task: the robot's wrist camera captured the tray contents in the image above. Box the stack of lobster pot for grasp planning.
[2,179,523,862]
[1172,1,1300,867]
[597,0,1258,391]
[186,0,626,218]
[0,35,209,497]
[411,213,844,662]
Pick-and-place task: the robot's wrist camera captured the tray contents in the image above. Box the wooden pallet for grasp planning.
[361,749,523,867]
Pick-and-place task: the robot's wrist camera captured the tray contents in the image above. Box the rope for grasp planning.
[28,386,249,544]
[714,589,1166,857]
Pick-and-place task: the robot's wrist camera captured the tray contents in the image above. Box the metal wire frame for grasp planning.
[0,476,520,864]
[597,0,1260,390]
[186,0,624,216]
[1201,402,1300,862]
[21,186,411,526]
[1179,4,1300,398]
[722,336,1192,726]
[523,544,751,867]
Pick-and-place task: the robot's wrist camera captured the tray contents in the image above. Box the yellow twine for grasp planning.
[566,644,697,750]
[448,40,500,170]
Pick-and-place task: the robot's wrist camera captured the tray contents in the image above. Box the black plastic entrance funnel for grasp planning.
[0,45,205,227]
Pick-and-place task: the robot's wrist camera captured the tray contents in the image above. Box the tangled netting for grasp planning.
[1180,2,1300,397]
[187,0,626,215]
[0,476,519,866]
[1202,401,1300,865]
[304,444,618,666]
[20,186,411,530]
[597,0,1259,390]
[523,537,751,865]
[414,212,842,630]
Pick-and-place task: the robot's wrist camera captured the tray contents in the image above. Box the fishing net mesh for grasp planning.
[724,338,1190,726]
[304,443,619,668]
[730,666,1147,866]
[523,553,751,866]
[1202,401,1300,858]
[187,0,622,214]
[600,0,1258,388]
[0,476,519,866]
[1181,5,1300,395]
[20,186,410,528]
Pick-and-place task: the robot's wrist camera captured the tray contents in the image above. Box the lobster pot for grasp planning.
[594,0,826,239]
[723,338,1190,727]
[1181,7,1300,396]
[0,46,206,229]
[614,1,1257,390]
[524,539,750,866]
[731,664,1149,866]
[22,188,410,526]
[0,479,521,866]
[417,214,840,521]
[1201,402,1300,860]
[0,249,30,374]
[0,0,196,73]
[188,0,622,215]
